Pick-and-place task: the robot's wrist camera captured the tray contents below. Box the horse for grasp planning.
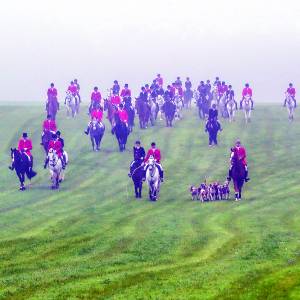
[242,95,252,123]
[88,120,105,151]
[226,98,237,122]
[111,114,129,152]
[231,152,246,201]
[104,98,117,127]
[10,148,37,190]
[46,148,63,189]
[41,130,53,154]
[183,89,193,109]
[65,92,78,118]
[174,92,183,120]
[145,156,161,201]
[136,97,150,129]
[156,95,165,120]
[195,93,209,120]
[130,161,144,198]
[211,86,219,106]
[285,93,296,121]
[162,100,176,127]
[149,97,157,126]
[219,93,228,118]
[47,97,59,120]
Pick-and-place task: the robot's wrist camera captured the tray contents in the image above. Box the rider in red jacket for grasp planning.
[227,139,250,182]
[44,133,66,169]
[85,107,104,135]
[284,83,297,107]
[143,142,164,182]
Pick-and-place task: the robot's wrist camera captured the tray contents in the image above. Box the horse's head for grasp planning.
[148,155,155,167]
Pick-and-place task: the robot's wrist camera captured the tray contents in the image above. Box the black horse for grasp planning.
[197,95,210,120]
[88,121,105,151]
[111,114,129,152]
[130,161,144,198]
[205,119,222,146]
[10,148,37,190]
[136,97,150,129]
[231,152,246,201]
[183,89,193,109]
[162,100,176,127]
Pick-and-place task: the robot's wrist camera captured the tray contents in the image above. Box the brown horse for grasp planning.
[47,97,59,120]
[135,97,150,129]
[231,152,246,201]
[104,98,117,127]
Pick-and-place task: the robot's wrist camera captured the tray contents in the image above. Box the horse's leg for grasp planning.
[134,183,138,198]
[91,137,95,151]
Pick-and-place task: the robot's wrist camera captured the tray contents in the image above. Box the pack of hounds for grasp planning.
[190,180,230,202]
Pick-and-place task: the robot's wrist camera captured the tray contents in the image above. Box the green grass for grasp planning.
[0,104,300,299]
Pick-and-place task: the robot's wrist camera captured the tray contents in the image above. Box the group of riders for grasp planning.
[10,73,298,196]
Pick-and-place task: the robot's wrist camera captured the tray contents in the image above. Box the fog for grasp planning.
[1,0,300,103]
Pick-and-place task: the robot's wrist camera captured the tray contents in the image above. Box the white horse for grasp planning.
[156,95,165,120]
[285,93,296,121]
[219,93,228,118]
[174,91,183,120]
[211,86,219,107]
[226,98,237,122]
[242,95,252,123]
[149,97,157,126]
[65,91,78,118]
[46,149,68,189]
[146,156,161,201]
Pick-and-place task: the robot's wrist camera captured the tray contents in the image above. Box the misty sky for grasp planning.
[1,0,300,102]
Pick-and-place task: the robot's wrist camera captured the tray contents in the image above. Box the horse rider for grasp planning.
[171,83,177,98]
[120,84,131,98]
[219,81,228,98]
[150,79,159,91]
[41,114,57,144]
[205,118,222,147]
[44,133,66,169]
[205,80,211,94]
[208,104,218,121]
[175,76,182,87]
[46,83,58,111]
[197,81,207,100]
[156,85,164,96]
[10,133,37,175]
[227,139,250,182]
[56,131,68,168]
[240,83,254,110]
[111,90,122,107]
[112,80,120,95]
[176,83,184,99]
[284,83,297,107]
[156,74,163,87]
[226,85,238,109]
[128,141,146,177]
[145,84,151,95]
[117,103,129,125]
[73,79,81,102]
[214,77,220,86]
[164,87,173,101]
[185,77,192,90]
[143,142,164,182]
[90,86,102,112]
[85,106,104,135]
[68,81,78,97]
[139,87,149,103]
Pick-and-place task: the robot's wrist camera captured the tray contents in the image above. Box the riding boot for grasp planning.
[227,168,232,181]
[294,99,297,108]
[84,126,90,135]
[245,170,250,182]
[160,170,164,182]
[44,158,49,169]
[239,100,243,110]
[142,166,148,181]
[235,101,238,110]
[283,99,287,107]
[251,100,254,110]
[61,158,66,170]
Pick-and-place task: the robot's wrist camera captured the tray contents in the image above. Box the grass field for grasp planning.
[0,104,300,299]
